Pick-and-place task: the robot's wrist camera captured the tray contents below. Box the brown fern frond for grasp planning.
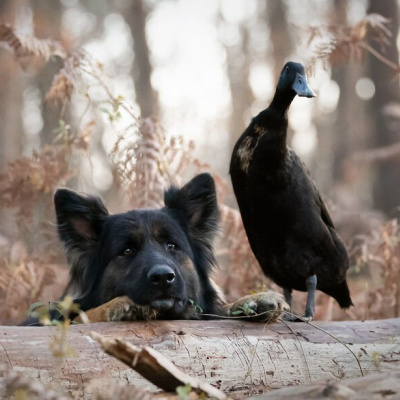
[45,50,101,110]
[360,13,392,48]
[0,244,59,324]
[110,118,165,208]
[0,119,95,324]
[215,204,267,300]
[0,120,95,220]
[0,22,66,62]
[0,151,70,218]
[45,52,83,108]
[299,13,399,73]
[111,117,200,208]
[212,171,232,203]
[132,118,168,207]
[352,218,400,319]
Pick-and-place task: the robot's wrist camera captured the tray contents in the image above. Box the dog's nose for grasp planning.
[148,265,176,287]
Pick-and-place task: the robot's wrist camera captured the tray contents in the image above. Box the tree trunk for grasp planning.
[1,319,399,399]
[368,0,400,216]
[123,0,158,118]
[266,0,292,81]
[224,22,255,146]
[32,0,64,146]
[330,0,369,184]
[0,0,23,169]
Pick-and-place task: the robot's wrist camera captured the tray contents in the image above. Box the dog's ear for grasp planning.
[164,173,219,239]
[54,189,109,306]
[54,188,109,247]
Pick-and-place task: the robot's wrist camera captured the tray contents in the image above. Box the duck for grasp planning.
[229,61,353,320]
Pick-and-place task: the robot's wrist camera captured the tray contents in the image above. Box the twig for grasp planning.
[80,65,139,121]
[282,311,365,377]
[351,141,400,163]
[201,308,282,321]
[243,339,260,384]
[90,331,226,399]
[360,42,400,72]
[278,317,312,383]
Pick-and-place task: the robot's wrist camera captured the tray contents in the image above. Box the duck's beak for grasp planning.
[292,73,316,98]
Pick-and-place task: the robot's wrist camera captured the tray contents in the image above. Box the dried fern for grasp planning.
[45,52,84,109]
[353,218,400,318]
[0,121,93,220]
[0,22,66,63]
[110,117,198,208]
[0,247,58,325]
[0,120,94,324]
[216,204,268,300]
[299,13,399,73]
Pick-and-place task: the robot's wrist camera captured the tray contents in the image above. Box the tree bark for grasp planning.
[124,0,158,118]
[267,1,292,81]
[368,0,400,216]
[330,0,369,184]
[1,319,400,399]
[250,371,400,400]
[224,21,255,146]
[32,0,64,146]
[0,0,23,169]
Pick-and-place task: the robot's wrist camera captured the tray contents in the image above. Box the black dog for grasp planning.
[31,173,287,324]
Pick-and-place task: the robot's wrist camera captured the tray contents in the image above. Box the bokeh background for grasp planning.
[0,0,399,324]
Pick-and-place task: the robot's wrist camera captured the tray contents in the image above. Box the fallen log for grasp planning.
[0,319,399,399]
[249,371,400,400]
[89,331,226,399]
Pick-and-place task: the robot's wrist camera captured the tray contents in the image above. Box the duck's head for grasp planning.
[278,62,315,98]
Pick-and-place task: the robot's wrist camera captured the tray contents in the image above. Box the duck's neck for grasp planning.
[253,88,296,140]
[269,88,296,116]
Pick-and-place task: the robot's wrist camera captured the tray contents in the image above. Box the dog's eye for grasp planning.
[166,242,178,251]
[122,248,133,255]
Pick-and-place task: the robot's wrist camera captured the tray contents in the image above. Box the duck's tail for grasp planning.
[322,280,353,309]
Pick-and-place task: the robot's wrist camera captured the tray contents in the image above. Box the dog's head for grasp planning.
[54,173,219,318]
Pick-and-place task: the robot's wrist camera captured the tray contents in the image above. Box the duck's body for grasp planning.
[230,62,353,319]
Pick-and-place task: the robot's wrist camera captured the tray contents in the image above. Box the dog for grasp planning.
[39,173,288,324]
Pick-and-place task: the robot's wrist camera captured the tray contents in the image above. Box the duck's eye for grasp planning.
[166,242,178,251]
[285,65,290,71]
[122,248,133,255]
[298,78,302,84]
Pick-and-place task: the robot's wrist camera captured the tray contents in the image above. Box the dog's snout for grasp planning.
[148,265,176,287]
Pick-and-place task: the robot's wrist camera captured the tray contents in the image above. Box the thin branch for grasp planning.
[360,42,400,72]
[283,312,364,377]
[351,141,400,163]
[80,65,139,121]
[90,331,227,399]
[278,318,312,382]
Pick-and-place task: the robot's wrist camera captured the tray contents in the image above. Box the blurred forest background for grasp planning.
[0,0,400,325]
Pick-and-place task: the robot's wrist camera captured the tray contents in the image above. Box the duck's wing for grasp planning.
[297,156,336,230]
[315,189,335,229]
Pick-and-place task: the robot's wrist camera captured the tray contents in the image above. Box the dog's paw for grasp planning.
[106,296,137,321]
[74,296,159,323]
[227,291,290,323]
[106,296,159,321]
